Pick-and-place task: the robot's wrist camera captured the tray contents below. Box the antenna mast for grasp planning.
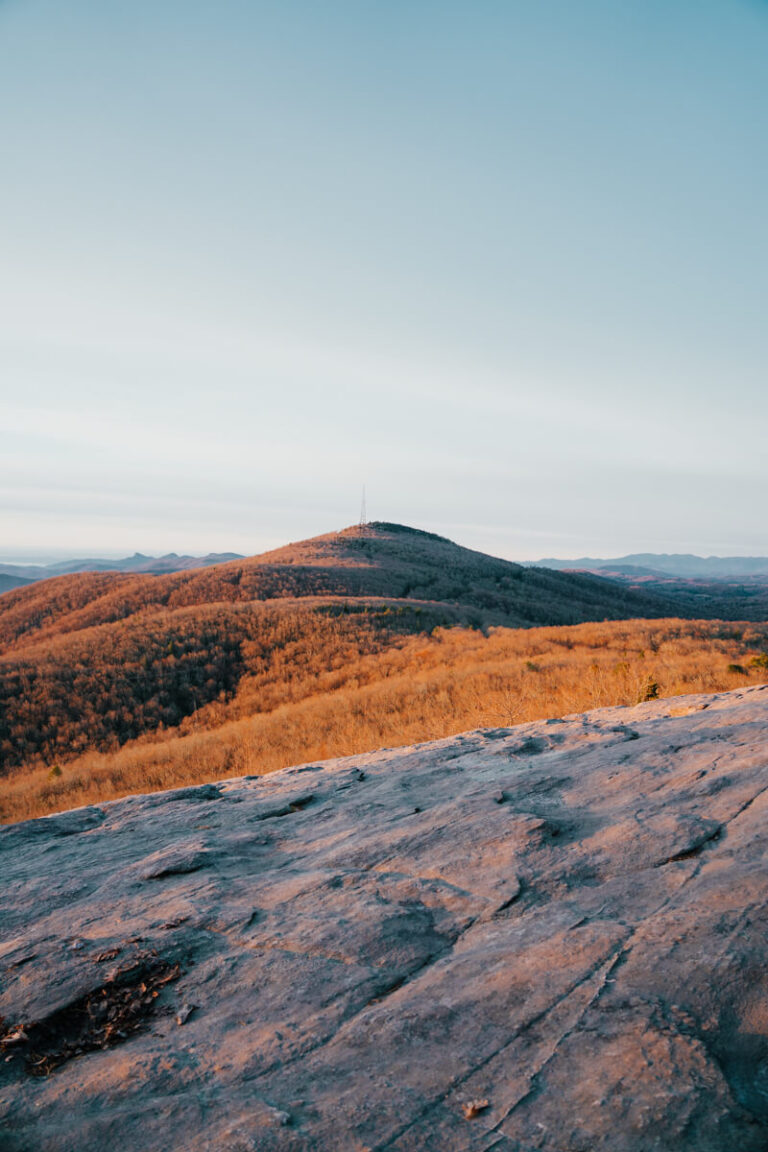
[359,484,367,534]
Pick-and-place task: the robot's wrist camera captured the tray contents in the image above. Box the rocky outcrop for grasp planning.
[3,686,768,1151]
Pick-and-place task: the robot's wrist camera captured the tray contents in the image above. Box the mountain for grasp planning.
[0,522,681,655]
[529,552,768,579]
[0,574,33,596]
[526,551,768,618]
[4,686,768,1151]
[0,552,244,582]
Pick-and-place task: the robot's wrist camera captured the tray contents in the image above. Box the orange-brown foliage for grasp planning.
[0,523,682,654]
[3,617,766,824]
[0,600,457,770]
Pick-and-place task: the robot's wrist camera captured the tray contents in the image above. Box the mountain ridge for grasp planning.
[529,552,768,578]
[0,552,245,583]
[0,574,32,596]
[0,522,683,655]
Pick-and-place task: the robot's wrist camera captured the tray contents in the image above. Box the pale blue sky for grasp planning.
[2,0,767,561]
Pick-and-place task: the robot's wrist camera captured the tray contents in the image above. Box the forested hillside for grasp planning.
[3,615,768,823]
[0,523,679,653]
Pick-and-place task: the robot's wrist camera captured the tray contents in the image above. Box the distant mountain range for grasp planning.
[527,554,768,580]
[0,551,245,588]
[5,544,768,613]
[6,548,766,590]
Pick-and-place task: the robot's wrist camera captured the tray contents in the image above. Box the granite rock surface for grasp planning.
[3,687,768,1151]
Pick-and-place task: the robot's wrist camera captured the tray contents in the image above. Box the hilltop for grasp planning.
[0,522,680,654]
[3,687,768,1150]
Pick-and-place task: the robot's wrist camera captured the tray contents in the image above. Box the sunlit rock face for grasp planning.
[3,686,768,1151]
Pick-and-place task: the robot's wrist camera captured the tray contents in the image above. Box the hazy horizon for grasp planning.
[4,523,768,571]
[3,1,767,561]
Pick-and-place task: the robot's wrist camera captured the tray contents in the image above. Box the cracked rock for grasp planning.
[2,687,768,1151]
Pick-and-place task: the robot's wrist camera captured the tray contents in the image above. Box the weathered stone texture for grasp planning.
[3,687,768,1150]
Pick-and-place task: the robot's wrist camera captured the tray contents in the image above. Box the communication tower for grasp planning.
[359,485,368,535]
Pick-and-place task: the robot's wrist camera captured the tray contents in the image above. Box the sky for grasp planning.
[2,0,768,562]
